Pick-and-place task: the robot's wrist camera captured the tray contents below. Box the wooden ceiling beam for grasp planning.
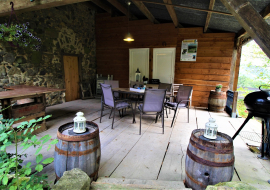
[0,0,91,17]
[107,0,137,19]
[163,0,182,27]
[204,0,216,32]
[131,0,159,24]
[92,0,112,13]
[220,0,270,58]
[237,2,270,39]
[135,0,233,16]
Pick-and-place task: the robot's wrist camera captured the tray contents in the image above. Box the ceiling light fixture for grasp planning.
[123,1,134,42]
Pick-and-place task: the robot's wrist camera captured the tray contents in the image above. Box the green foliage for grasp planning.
[216,84,222,89]
[0,23,41,51]
[0,113,58,190]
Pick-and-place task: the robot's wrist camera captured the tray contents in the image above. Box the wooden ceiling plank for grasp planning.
[135,0,232,16]
[220,0,270,58]
[204,0,216,32]
[107,0,137,19]
[131,0,159,24]
[92,0,112,13]
[0,0,90,17]
[163,0,182,27]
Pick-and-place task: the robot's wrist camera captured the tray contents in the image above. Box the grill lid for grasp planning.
[244,85,270,113]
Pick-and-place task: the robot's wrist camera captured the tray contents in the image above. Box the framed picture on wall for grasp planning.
[180,39,198,61]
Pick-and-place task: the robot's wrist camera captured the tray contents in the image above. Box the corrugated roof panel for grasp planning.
[175,7,207,27]
[208,13,242,33]
[117,0,148,19]
[144,1,172,22]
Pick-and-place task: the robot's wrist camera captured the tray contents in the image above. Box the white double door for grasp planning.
[129,48,176,84]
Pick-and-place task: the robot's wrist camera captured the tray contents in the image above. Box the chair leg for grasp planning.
[166,108,168,118]
[173,108,181,127]
[109,108,113,119]
[171,109,177,128]
[155,114,158,123]
[118,110,121,117]
[112,108,116,129]
[100,102,103,123]
[140,112,142,135]
[187,106,189,123]
[162,110,164,134]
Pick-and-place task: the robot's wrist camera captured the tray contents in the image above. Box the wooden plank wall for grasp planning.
[96,14,235,108]
[96,13,178,88]
[175,28,235,107]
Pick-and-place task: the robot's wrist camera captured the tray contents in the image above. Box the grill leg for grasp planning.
[232,113,253,140]
[258,120,268,160]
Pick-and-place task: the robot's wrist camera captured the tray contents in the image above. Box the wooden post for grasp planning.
[233,45,242,91]
[220,0,270,59]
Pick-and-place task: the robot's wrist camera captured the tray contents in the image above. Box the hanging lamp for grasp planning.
[123,1,134,42]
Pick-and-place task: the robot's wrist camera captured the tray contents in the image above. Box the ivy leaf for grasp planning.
[35,164,43,172]
[43,115,52,120]
[50,139,58,145]
[25,168,31,175]
[9,186,17,190]
[42,157,54,164]
[30,135,37,142]
[25,162,31,168]
[2,175,8,185]
[36,117,43,122]
[35,146,43,155]
[36,154,43,163]
[0,133,8,141]
[41,135,51,145]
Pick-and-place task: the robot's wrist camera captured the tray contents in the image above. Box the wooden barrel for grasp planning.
[185,129,234,190]
[208,90,227,112]
[54,121,101,181]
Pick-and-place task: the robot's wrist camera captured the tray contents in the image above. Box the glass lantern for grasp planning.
[204,118,218,139]
[73,112,86,133]
[135,68,141,82]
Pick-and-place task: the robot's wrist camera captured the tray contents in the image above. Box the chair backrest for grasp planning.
[175,85,193,107]
[104,80,119,89]
[100,83,114,107]
[104,80,119,98]
[173,84,183,96]
[158,83,172,92]
[130,81,144,88]
[142,89,166,112]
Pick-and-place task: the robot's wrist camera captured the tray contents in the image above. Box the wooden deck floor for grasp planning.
[6,98,270,189]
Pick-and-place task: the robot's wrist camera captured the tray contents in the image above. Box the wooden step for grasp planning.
[92,177,191,189]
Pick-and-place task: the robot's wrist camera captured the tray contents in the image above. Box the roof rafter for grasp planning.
[92,0,112,14]
[131,0,159,24]
[0,0,90,17]
[163,0,182,28]
[107,0,137,19]
[204,0,216,32]
[237,2,270,40]
[220,0,270,58]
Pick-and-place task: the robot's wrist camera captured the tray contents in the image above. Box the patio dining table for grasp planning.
[112,88,145,123]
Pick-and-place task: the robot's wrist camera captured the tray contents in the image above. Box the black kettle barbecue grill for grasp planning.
[232,85,270,159]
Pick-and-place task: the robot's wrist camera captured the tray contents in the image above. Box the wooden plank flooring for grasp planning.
[5,99,270,189]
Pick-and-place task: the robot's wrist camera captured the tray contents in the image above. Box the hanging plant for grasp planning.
[0,2,41,51]
[0,22,41,51]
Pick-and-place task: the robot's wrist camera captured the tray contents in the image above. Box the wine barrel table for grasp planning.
[208,90,227,112]
[54,121,101,181]
[185,129,234,190]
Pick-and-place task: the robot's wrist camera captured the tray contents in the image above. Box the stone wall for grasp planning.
[0,3,96,106]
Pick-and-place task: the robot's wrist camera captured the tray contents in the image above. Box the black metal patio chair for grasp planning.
[138,89,167,135]
[100,83,133,129]
[104,80,120,99]
[164,85,193,128]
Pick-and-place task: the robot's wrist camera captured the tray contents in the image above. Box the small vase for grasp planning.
[215,88,221,92]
